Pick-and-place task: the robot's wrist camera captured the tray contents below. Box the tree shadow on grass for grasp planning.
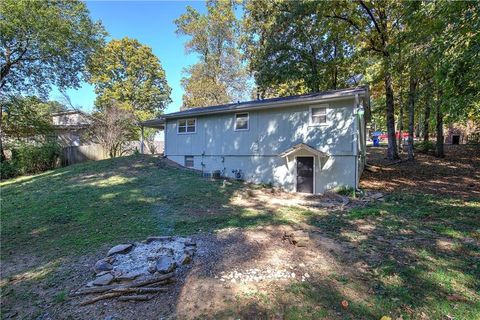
[0,155,305,318]
[304,193,480,319]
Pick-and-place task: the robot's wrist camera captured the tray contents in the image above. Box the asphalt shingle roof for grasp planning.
[139,86,369,127]
[163,86,368,119]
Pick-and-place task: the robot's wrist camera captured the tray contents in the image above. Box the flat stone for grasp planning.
[92,273,114,286]
[94,260,113,273]
[184,240,197,246]
[156,256,176,274]
[185,248,196,257]
[371,192,384,200]
[178,253,191,265]
[107,244,133,256]
[115,270,144,281]
[147,265,156,274]
[111,270,123,278]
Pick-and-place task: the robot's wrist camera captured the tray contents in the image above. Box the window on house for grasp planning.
[184,155,194,168]
[178,118,196,133]
[310,106,327,125]
[235,113,249,131]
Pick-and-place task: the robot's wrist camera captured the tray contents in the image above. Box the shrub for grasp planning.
[415,140,435,153]
[467,133,480,145]
[0,159,19,180]
[334,185,356,197]
[11,141,62,176]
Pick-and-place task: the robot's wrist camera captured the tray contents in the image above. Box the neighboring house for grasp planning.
[444,120,479,144]
[142,87,369,194]
[51,110,91,146]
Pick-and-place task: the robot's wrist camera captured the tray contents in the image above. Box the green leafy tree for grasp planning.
[175,0,250,108]
[243,0,404,159]
[242,0,478,161]
[398,1,479,157]
[87,37,171,122]
[243,1,358,97]
[324,0,407,160]
[430,1,479,156]
[0,0,105,160]
[0,0,105,96]
[181,63,231,108]
[1,96,65,143]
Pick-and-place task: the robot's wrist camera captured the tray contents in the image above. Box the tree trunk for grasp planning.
[309,44,320,92]
[407,73,417,161]
[332,37,338,89]
[423,103,431,142]
[385,69,399,160]
[423,81,432,142]
[435,91,444,157]
[0,105,6,162]
[398,93,403,153]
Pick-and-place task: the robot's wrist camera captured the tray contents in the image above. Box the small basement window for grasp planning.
[310,106,327,125]
[178,118,196,134]
[235,113,249,131]
[184,155,194,168]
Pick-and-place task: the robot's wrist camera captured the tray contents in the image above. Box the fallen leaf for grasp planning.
[447,294,467,302]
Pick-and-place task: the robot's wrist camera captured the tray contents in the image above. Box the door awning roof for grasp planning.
[279,143,329,158]
[138,117,165,129]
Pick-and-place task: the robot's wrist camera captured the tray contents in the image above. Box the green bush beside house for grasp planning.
[0,141,62,179]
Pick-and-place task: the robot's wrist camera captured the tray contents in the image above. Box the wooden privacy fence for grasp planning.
[62,144,108,166]
[61,141,164,166]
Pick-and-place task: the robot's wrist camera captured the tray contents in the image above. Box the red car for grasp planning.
[378,132,410,140]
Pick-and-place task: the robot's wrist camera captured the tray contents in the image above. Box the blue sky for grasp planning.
[50,1,207,114]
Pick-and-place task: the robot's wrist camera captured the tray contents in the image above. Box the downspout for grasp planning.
[163,121,167,158]
[353,94,360,196]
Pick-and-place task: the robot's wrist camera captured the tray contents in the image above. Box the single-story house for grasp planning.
[141,87,370,194]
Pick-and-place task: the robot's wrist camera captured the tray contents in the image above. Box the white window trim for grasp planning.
[234,112,249,131]
[309,105,328,126]
[177,118,197,134]
[184,155,194,168]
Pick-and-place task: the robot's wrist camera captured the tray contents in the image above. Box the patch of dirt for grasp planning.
[174,227,370,319]
[360,145,480,198]
[230,186,351,212]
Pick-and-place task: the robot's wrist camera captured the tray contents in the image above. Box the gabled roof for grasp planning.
[279,143,329,158]
[51,109,88,116]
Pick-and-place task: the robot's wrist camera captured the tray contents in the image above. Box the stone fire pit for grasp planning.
[74,236,196,305]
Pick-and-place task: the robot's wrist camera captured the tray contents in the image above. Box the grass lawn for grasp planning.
[0,155,280,261]
[297,193,480,319]
[1,152,479,319]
